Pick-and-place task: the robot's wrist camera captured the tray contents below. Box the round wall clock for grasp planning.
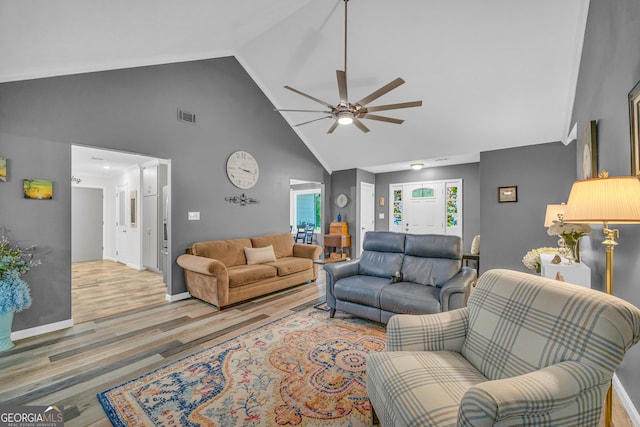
[226,150,259,189]
[335,193,349,208]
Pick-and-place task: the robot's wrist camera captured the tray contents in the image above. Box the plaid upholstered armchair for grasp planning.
[366,269,640,426]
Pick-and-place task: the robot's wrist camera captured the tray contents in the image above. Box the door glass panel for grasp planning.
[411,187,435,198]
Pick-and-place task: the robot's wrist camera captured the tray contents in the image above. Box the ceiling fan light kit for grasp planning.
[275,0,422,134]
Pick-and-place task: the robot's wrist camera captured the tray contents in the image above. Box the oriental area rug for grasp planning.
[98,307,386,426]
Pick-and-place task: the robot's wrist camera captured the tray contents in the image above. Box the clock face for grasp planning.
[226,151,259,189]
[336,193,348,208]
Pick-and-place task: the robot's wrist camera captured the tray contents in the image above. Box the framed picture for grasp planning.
[581,120,598,179]
[498,186,518,203]
[24,178,53,200]
[130,190,137,227]
[629,79,640,177]
[0,156,6,182]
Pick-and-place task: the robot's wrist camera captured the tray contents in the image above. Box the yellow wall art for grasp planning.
[24,178,53,200]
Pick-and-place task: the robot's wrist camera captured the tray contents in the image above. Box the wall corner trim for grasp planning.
[613,373,640,425]
[166,292,191,302]
[10,318,74,341]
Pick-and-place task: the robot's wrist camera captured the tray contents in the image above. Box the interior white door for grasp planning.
[71,187,103,262]
[404,182,445,234]
[359,182,375,255]
[115,185,128,263]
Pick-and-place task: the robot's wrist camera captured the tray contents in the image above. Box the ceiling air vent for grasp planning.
[177,108,196,124]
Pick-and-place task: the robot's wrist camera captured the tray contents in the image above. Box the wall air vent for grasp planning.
[177,108,196,124]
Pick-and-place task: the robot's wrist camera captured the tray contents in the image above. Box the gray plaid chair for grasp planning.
[366,269,640,426]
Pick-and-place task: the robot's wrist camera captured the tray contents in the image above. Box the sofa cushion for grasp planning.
[227,264,277,288]
[402,255,462,287]
[192,238,252,267]
[251,232,294,259]
[404,234,462,259]
[244,245,277,265]
[380,281,441,314]
[359,251,404,279]
[366,350,487,427]
[267,257,312,276]
[334,275,391,307]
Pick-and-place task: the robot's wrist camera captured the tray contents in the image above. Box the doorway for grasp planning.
[290,179,323,245]
[359,182,375,255]
[71,145,172,323]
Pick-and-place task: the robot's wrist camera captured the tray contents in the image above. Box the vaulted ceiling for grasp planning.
[0,0,588,173]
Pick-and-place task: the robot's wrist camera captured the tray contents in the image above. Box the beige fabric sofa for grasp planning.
[177,232,321,308]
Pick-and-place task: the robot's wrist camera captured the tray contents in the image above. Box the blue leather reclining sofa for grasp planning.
[324,231,476,323]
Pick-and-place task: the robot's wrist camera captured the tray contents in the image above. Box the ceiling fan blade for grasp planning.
[361,100,423,113]
[274,109,332,113]
[284,86,335,109]
[361,114,404,124]
[294,116,333,127]
[352,118,370,133]
[327,121,339,134]
[355,78,405,106]
[336,70,348,103]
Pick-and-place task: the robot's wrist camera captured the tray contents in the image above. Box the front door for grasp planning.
[404,182,445,234]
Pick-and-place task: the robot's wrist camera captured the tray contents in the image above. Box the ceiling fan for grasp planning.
[275,0,422,134]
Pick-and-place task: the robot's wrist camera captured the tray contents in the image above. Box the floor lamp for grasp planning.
[563,174,640,427]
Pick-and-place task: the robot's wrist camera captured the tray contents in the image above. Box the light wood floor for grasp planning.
[0,262,634,426]
[72,261,167,324]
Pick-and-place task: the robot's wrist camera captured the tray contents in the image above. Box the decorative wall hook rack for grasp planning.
[225,193,259,206]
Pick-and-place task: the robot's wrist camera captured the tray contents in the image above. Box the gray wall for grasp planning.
[0,57,328,331]
[374,163,481,252]
[0,134,72,330]
[329,169,357,233]
[570,0,640,408]
[480,142,576,275]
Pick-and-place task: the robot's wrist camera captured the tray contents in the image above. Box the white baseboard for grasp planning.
[126,262,145,271]
[11,318,74,341]
[613,374,640,426]
[166,292,190,302]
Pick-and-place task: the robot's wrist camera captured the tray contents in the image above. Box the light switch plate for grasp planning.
[379,213,385,219]
[188,212,200,220]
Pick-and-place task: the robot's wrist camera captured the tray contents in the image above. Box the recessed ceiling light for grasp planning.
[410,163,424,170]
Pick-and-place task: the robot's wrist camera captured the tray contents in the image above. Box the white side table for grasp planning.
[540,253,591,288]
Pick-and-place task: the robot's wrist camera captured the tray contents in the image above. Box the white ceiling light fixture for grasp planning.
[411,163,424,170]
[275,0,422,133]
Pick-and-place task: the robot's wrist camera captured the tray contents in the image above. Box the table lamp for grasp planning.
[544,203,566,227]
[563,172,640,427]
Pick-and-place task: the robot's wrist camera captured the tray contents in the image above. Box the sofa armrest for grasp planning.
[293,243,322,260]
[439,266,476,311]
[177,254,229,284]
[458,361,609,426]
[386,307,469,352]
[323,259,361,308]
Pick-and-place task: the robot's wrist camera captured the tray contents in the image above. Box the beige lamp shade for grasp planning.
[544,204,566,227]
[563,176,640,224]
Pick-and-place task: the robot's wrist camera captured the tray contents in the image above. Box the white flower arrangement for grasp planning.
[522,247,558,273]
[547,221,591,241]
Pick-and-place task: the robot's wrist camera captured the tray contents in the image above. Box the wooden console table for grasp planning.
[323,234,351,260]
